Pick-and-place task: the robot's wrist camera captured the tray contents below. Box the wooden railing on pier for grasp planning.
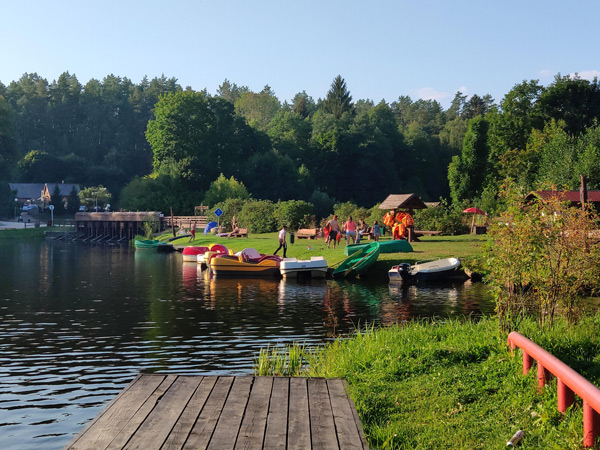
[508,332,600,447]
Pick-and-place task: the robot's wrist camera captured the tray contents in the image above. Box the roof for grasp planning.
[526,190,600,203]
[9,183,45,200]
[378,193,428,210]
[44,183,81,197]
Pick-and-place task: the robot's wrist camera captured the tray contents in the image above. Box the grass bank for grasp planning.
[168,232,487,278]
[256,316,600,449]
[0,226,48,239]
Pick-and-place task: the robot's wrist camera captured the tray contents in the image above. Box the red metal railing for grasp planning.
[507,332,600,447]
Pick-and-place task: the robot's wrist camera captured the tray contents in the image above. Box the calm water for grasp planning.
[0,239,494,450]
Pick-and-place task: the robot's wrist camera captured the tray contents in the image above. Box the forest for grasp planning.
[1,71,600,218]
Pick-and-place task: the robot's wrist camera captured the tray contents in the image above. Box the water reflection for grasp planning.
[0,239,495,450]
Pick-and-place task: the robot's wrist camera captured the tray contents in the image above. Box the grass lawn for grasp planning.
[256,316,600,449]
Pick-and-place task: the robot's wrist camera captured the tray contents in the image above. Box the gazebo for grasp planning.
[378,193,428,211]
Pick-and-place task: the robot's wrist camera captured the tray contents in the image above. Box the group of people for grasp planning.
[323,215,381,249]
[383,208,415,240]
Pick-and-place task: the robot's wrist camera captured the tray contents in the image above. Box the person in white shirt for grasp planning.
[273,225,287,258]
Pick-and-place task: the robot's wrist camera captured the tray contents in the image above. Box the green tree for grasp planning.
[147,91,266,191]
[448,116,490,203]
[0,95,16,181]
[79,185,111,210]
[50,184,64,214]
[238,199,277,233]
[66,185,80,214]
[234,85,281,132]
[322,75,353,119]
[203,173,250,207]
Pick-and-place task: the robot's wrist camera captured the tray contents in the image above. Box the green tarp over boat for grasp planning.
[344,239,412,256]
[333,241,380,278]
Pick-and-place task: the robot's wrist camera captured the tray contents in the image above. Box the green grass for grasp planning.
[0,226,48,239]
[255,316,600,449]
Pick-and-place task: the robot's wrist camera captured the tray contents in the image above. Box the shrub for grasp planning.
[274,200,314,230]
[485,183,600,330]
[414,199,470,235]
[333,201,358,222]
[309,189,335,221]
[203,173,250,207]
[238,199,278,233]
[212,198,247,229]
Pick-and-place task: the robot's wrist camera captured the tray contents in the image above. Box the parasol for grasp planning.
[463,207,486,230]
[462,207,486,215]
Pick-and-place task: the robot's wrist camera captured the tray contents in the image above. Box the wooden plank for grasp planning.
[161,376,218,450]
[287,378,310,450]
[263,377,289,450]
[343,380,369,450]
[66,374,164,450]
[327,379,365,450]
[124,376,202,450]
[104,375,178,450]
[208,376,253,449]
[235,376,273,450]
[183,376,234,450]
[308,378,339,450]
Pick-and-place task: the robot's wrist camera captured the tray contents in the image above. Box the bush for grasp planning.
[238,199,278,233]
[333,201,358,222]
[414,199,469,235]
[274,200,314,230]
[485,183,600,330]
[309,189,335,221]
[203,173,250,207]
[212,198,247,229]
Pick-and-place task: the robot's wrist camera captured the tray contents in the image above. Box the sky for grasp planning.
[2,0,599,109]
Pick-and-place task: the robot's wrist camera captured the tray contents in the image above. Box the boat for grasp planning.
[134,239,174,252]
[197,244,230,268]
[388,257,462,282]
[279,256,328,278]
[210,248,282,277]
[182,246,209,262]
[332,242,380,279]
[345,239,412,256]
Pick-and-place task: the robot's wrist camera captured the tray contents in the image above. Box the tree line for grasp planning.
[1,71,600,218]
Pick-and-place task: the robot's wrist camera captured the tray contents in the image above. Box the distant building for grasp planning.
[526,190,600,210]
[9,182,81,209]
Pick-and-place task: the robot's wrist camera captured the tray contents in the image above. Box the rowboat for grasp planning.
[388,257,462,282]
[280,256,328,278]
[134,239,174,252]
[332,242,380,279]
[344,239,412,256]
[182,246,209,262]
[210,248,282,277]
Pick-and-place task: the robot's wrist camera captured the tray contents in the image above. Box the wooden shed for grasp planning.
[378,193,428,210]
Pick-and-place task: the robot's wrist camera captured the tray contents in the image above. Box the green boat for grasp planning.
[333,241,380,278]
[344,239,412,256]
[134,239,174,252]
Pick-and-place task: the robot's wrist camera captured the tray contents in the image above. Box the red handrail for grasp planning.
[507,331,600,447]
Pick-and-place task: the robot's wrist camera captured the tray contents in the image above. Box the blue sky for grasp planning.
[2,0,599,108]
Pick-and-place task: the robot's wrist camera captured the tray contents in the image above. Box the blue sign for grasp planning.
[214,208,223,217]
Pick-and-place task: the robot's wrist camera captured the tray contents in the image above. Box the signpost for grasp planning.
[214,208,223,227]
[49,204,54,226]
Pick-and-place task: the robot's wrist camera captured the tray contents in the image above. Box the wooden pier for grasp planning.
[64,374,368,450]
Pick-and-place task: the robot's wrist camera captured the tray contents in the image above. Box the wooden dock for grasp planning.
[64,374,368,450]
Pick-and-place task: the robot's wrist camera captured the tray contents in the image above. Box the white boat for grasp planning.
[388,257,462,282]
[280,256,328,278]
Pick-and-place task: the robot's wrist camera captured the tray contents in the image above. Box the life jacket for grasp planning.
[403,214,414,227]
[383,212,395,227]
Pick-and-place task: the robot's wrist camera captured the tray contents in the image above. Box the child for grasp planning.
[372,220,381,241]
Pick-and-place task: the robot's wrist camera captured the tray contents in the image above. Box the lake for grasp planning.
[0,239,494,450]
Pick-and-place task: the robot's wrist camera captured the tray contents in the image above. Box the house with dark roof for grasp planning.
[525,190,600,210]
[378,193,428,211]
[9,182,81,208]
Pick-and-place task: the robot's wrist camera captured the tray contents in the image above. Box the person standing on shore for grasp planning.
[325,215,340,249]
[274,225,288,258]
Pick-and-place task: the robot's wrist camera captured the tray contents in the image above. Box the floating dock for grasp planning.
[64,374,368,449]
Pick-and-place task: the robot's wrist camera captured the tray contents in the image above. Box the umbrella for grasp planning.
[463,207,486,230]
[462,207,486,215]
